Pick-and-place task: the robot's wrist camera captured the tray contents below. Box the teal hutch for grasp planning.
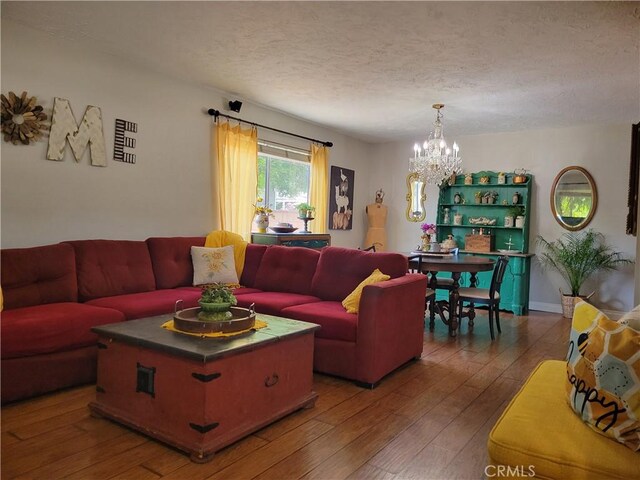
[436,171,534,315]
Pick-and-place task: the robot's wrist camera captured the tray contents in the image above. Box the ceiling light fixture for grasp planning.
[409,104,462,185]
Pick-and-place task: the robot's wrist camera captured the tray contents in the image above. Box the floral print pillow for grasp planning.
[191,245,239,286]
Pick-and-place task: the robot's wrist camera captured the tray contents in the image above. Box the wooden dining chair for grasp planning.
[408,255,436,320]
[456,256,509,340]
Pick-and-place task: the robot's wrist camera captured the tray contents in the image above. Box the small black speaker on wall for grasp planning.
[228,100,242,113]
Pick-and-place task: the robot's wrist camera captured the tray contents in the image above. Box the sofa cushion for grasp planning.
[254,246,320,295]
[240,244,268,288]
[1,302,125,359]
[282,301,357,342]
[1,244,78,309]
[146,236,205,289]
[311,247,408,301]
[66,240,157,301]
[488,360,640,479]
[86,288,201,320]
[235,291,321,316]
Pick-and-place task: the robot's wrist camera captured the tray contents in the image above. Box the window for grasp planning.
[257,153,310,230]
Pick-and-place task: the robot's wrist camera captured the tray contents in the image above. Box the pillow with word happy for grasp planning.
[566,301,640,451]
[191,245,239,286]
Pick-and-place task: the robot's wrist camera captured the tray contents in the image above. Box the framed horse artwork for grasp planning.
[329,165,355,230]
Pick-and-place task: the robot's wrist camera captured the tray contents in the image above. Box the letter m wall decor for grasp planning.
[46,97,107,166]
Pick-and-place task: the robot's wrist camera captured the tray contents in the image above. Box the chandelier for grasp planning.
[409,104,462,185]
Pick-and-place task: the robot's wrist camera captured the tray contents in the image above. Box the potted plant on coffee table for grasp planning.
[536,230,633,318]
[198,283,237,321]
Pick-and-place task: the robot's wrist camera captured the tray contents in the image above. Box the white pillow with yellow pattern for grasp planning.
[566,301,640,451]
[191,245,239,286]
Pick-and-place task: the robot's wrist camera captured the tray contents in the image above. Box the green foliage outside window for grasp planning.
[257,154,310,210]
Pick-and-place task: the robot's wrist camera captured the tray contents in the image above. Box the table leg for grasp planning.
[448,272,461,337]
[428,272,438,330]
[467,272,477,325]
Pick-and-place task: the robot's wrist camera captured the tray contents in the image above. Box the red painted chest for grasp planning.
[89,314,319,462]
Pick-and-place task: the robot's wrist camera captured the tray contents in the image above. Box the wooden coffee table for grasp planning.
[89,313,319,462]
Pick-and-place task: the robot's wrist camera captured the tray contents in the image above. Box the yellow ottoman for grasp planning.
[488,360,640,480]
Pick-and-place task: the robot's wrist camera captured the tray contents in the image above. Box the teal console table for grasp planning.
[251,232,331,250]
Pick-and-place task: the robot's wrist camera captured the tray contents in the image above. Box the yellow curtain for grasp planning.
[310,144,329,234]
[213,122,258,240]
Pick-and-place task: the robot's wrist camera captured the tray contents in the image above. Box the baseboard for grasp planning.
[528,302,624,320]
[529,302,562,314]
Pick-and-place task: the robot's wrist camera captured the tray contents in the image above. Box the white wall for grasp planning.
[371,124,637,313]
[1,20,373,249]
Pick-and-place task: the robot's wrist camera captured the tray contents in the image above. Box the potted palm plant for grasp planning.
[536,230,633,318]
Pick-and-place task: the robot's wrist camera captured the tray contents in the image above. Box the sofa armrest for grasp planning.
[355,273,428,384]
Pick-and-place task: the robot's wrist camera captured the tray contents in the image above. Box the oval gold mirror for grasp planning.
[550,166,597,231]
[406,173,426,222]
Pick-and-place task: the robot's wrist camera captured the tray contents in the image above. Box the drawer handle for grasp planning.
[265,373,279,387]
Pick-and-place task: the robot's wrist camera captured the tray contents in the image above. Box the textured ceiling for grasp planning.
[3,1,639,142]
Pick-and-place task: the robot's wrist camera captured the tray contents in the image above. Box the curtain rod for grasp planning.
[207,109,333,147]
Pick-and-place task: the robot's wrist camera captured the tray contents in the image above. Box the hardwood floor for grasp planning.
[1,311,570,480]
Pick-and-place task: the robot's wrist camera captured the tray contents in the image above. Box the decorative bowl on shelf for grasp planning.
[269,226,298,233]
[269,222,297,233]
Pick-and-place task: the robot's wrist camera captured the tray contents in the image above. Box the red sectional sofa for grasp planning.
[1,237,427,403]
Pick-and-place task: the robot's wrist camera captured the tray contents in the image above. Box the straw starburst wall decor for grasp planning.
[1,91,47,145]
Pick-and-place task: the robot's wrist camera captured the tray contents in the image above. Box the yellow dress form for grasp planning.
[365,203,388,252]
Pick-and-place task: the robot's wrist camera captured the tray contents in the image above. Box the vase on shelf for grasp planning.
[254,213,269,233]
[512,192,520,205]
[515,215,525,228]
[504,216,514,228]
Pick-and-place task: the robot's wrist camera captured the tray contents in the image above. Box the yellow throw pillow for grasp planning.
[566,301,640,451]
[342,268,390,314]
[204,230,247,278]
[619,304,640,330]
